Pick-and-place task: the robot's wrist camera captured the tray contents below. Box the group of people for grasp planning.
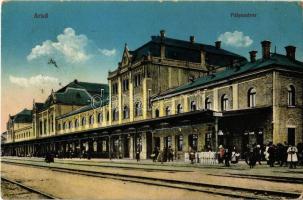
[218,145,240,167]
[149,146,174,163]
[218,142,302,168]
[263,142,302,168]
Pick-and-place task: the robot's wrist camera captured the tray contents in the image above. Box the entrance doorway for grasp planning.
[189,134,198,151]
[288,128,295,146]
[146,132,153,159]
[153,137,160,149]
[164,136,172,148]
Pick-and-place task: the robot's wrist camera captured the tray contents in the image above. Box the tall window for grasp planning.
[221,94,229,111]
[39,121,43,135]
[123,106,129,119]
[112,108,118,121]
[89,115,94,125]
[97,113,102,123]
[63,122,67,130]
[81,117,86,126]
[248,88,256,108]
[190,101,197,111]
[165,106,171,116]
[155,109,160,118]
[75,119,79,128]
[112,83,118,95]
[123,79,129,91]
[288,85,296,106]
[205,98,212,110]
[69,121,72,129]
[176,104,183,114]
[106,111,109,121]
[44,119,47,134]
[134,74,142,87]
[135,102,142,116]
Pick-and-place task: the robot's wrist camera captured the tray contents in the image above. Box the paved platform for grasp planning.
[2,156,303,195]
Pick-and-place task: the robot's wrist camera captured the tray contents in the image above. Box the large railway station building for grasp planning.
[2,31,303,160]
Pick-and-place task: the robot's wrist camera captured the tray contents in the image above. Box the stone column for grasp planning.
[129,134,134,159]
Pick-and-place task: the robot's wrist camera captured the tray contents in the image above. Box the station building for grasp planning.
[2,31,303,160]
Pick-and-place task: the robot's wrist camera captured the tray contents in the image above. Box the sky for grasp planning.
[1,1,303,132]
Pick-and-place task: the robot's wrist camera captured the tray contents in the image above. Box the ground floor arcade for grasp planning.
[2,107,276,160]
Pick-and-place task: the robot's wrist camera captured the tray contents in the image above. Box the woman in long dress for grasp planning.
[287,145,298,169]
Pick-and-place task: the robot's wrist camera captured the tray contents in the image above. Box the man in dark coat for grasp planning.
[224,147,231,167]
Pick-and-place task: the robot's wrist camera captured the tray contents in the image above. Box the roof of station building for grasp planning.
[154,53,303,99]
[36,80,109,112]
[57,99,109,119]
[128,35,247,67]
[10,109,33,123]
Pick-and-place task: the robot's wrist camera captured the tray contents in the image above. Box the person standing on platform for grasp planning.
[218,145,225,164]
[287,145,298,169]
[224,147,231,167]
[136,145,141,162]
[256,144,262,165]
[168,146,174,162]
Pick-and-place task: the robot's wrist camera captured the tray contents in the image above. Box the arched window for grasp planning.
[69,121,72,129]
[97,113,102,123]
[205,97,212,110]
[75,119,79,128]
[165,106,171,116]
[288,85,296,106]
[248,88,256,108]
[135,102,142,116]
[89,115,94,125]
[155,109,160,118]
[123,106,129,119]
[221,94,229,111]
[190,101,197,111]
[176,104,183,114]
[81,117,86,126]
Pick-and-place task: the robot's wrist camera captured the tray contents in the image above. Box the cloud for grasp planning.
[27,28,90,63]
[99,48,117,57]
[9,74,58,88]
[218,31,253,48]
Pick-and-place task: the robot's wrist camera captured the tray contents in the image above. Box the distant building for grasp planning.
[3,31,303,160]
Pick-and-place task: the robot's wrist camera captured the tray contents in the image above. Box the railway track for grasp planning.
[1,176,57,199]
[208,173,303,184]
[2,160,301,199]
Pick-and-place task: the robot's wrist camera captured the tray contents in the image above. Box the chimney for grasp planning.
[285,45,296,60]
[74,79,78,84]
[249,51,257,63]
[160,30,166,59]
[190,36,195,43]
[160,30,165,38]
[261,40,271,59]
[215,41,221,49]
[200,46,206,67]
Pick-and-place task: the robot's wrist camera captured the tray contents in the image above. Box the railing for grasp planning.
[185,151,218,165]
